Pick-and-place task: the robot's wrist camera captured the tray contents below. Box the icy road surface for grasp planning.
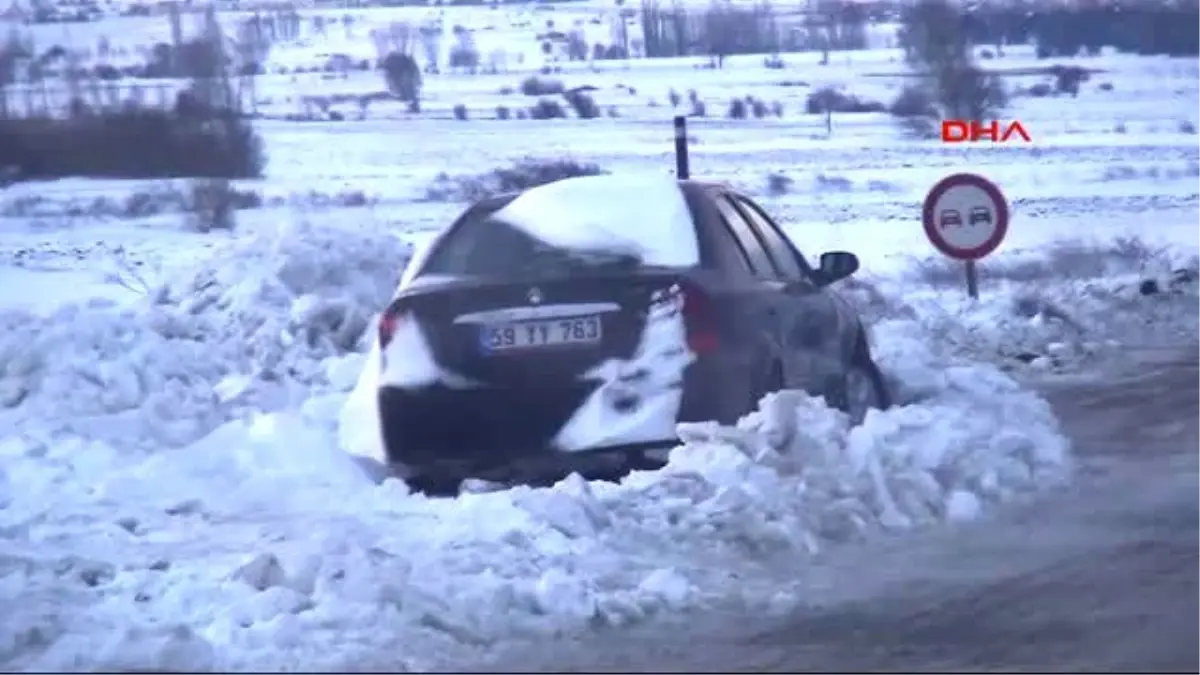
[466,350,1200,673]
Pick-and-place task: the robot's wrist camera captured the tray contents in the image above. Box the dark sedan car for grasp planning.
[364,174,890,488]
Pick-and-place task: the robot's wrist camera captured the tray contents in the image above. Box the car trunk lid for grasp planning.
[382,269,694,388]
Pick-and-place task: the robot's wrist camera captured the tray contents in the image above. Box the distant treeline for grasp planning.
[0,103,264,180]
[639,0,1198,60]
[964,3,1199,57]
[640,1,873,59]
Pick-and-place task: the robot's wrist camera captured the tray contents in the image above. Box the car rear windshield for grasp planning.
[418,209,645,279]
[418,175,702,279]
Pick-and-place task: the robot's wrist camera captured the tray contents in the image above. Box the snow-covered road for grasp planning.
[466,350,1200,673]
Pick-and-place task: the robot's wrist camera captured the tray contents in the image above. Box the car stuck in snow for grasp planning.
[344,174,891,488]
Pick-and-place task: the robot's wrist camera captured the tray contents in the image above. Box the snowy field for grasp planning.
[1,11,1198,670]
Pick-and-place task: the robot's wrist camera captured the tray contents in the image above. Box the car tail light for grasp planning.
[679,283,720,354]
[378,310,401,348]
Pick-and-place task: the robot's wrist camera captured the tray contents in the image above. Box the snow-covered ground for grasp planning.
[0,27,1197,672]
[0,223,1077,670]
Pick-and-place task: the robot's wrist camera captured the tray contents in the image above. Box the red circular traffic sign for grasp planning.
[922,173,1009,261]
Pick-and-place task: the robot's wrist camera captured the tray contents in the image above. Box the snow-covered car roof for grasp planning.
[490,174,701,268]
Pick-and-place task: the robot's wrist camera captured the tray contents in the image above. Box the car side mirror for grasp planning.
[815,250,859,287]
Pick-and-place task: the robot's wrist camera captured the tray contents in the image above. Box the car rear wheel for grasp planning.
[353,455,462,495]
[837,337,891,426]
[403,469,465,496]
[747,360,785,416]
[844,362,888,425]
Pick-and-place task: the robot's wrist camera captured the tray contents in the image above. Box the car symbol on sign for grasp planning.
[968,206,992,226]
[939,209,963,228]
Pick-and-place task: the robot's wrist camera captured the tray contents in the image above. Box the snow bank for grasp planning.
[0,308,1071,670]
[0,221,412,450]
[841,265,1199,374]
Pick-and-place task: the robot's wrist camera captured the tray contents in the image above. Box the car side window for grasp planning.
[731,195,808,280]
[699,208,756,278]
[713,196,783,280]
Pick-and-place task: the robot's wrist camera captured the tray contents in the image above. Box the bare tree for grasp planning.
[419,23,441,73]
[893,0,1007,137]
[187,5,241,231]
[381,51,420,102]
[234,14,272,109]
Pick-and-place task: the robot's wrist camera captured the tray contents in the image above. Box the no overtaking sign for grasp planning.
[922,173,1010,298]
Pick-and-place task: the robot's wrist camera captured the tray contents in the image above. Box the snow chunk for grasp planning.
[512,475,610,539]
[636,568,694,611]
[96,625,216,673]
[230,553,289,592]
[532,568,596,623]
[324,353,366,393]
[945,490,983,523]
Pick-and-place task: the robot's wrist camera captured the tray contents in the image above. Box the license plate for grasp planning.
[480,316,602,352]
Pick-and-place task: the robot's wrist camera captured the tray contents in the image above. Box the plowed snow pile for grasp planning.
[0,223,1072,672]
[0,221,411,449]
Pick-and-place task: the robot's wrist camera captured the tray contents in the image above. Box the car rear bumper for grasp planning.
[376,357,740,475]
[377,383,592,469]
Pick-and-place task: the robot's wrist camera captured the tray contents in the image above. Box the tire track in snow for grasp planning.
[466,348,1199,673]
